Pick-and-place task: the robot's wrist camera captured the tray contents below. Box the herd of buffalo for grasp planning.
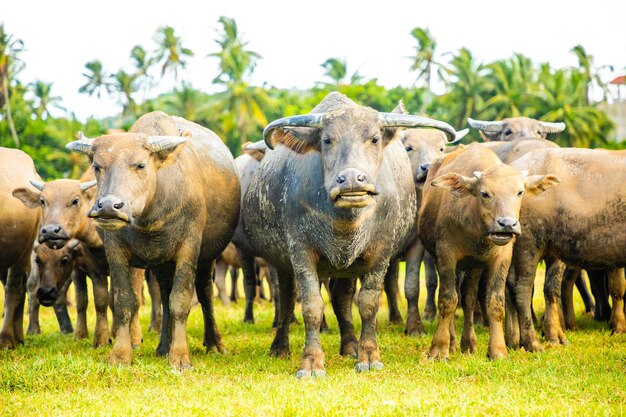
[0,92,624,378]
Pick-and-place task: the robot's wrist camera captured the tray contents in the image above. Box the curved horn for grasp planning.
[378,113,457,142]
[29,180,45,191]
[448,128,470,144]
[66,131,95,155]
[539,121,566,134]
[473,171,482,180]
[146,136,188,153]
[67,239,81,250]
[244,140,268,153]
[79,180,97,191]
[263,114,325,149]
[467,118,504,134]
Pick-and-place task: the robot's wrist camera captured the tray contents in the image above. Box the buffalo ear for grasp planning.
[525,174,561,195]
[431,173,477,197]
[13,187,40,209]
[268,127,320,154]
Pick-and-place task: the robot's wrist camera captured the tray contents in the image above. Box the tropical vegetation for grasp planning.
[0,20,622,180]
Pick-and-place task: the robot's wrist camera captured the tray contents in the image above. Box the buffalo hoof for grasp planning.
[269,344,290,358]
[610,318,626,335]
[487,343,508,360]
[428,342,450,362]
[423,306,437,321]
[521,339,544,353]
[388,312,404,326]
[296,369,326,379]
[0,334,16,350]
[404,325,426,338]
[243,314,254,324]
[460,334,477,354]
[109,347,132,366]
[74,326,88,340]
[60,325,74,335]
[355,360,384,372]
[340,339,358,358]
[92,330,111,348]
[27,325,41,336]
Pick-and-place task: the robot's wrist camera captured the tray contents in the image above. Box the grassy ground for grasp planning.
[1,267,625,417]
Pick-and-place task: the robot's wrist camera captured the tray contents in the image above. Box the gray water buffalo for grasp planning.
[506,148,626,351]
[66,111,240,369]
[242,92,457,377]
[468,117,565,142]
[0,148,41,349]
[418,143,559,360]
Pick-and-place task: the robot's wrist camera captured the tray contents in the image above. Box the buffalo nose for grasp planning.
[96,195,125,211]
[419,162,431,172]
[497,217,518,228]
[336,168,367,186]
[37,286,59,301]
[41,224,62,235]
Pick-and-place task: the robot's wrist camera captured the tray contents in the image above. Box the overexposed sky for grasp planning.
[4,0,626,121]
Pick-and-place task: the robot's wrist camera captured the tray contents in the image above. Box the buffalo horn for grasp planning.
[244,140,268,152]
[29,180,45,191]
[67,239,81,250]
[79,180,97,191]
[66,131,95,155]
[467,118,504,134]
[448,128,470,144]
[147,136,188,153]
[379,113,457,142]
[263,114,326,149]
[539,121,566,133]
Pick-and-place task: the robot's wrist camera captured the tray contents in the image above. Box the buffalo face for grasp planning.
[402,130,447,189]
[68,132,188,231]
[34,240,81,306]
[468,117,565,142]
[432,165,560,246]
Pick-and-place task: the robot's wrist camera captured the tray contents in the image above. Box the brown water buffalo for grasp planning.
[0,148,41,349]
[243,92,457,377]
[26,241,81,335]
[12,173,146,347]
[418,143,559,360]
[506,148,626,351]
[66,111,240,369]
[467,117,565,142]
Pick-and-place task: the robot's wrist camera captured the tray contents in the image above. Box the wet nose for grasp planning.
[37,287,59,303]
[41,224,62,236]
[419,162,431,173]
[90,195,128,219]
[336,168,367,185]
[496,217,521,235]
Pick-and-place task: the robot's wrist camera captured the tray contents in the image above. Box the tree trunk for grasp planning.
[1,76,19,147]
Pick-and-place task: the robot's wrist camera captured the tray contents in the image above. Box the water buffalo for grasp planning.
[243,92,457,377]
[467,117,565,142]
[506,148,626,351]
[26,241,81,335]
[66,111,240,369]
[418,143,559,360]
[0,148,41,349]
[12,173,146,346]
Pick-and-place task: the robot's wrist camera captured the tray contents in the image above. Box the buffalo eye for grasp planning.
[405,146,413,152]
[35,257,42,265]
[93,164,101,174]
[71,198,80,206]
[517,190,524,197]
[504,129,513,136]
[480,191,491,199]
[322,137,332,145]
[60,256,69,266]
[439,147,445,152]
[39,198,46,207]
[371,136,381,144]
[136,162,147,170]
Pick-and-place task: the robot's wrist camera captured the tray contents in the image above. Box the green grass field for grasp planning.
[1,267,625,416]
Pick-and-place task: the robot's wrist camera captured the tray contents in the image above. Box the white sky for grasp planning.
[4,0,626,121]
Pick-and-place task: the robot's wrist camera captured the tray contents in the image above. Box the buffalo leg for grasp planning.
[53,281,73,334]
[268,265,280,329]
[384,257,403,325]
[504,268,520,349]
[576,271,595,315]
[423,251,438,320]
[239,250,257,323]
[155,265,174,357]
[356,262,388,371]
[608,268,626,334]
[147,270,162,333]
[330,277,357,357]
[589,270,610,321]
[229,266,239,302]
[429,253,458,361]
[543,259,568,345]
[107,251,136,366]
[130,268,144,348]
[26,271,41,335]
[405,241,426,336]
[91,274,111,348]
[196,263,224,353]
[214,258,230,306]
[269,268,295,358]
[485,255,510,360]
[561,267,580,330]
[512,245,544,353]
[0,254,30,349]
[73,269,89,340]
[460,269,480,354]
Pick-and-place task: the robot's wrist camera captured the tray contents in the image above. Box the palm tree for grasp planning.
[209,16,274,152]
[570,44,612,104]
[482,54,537,119]
[109,70,139,117]
[161,82,213,122]
[153,26,194,81]
[130,45,156,98]
[0,24,23,146]
[320,58,362,87]
[78,60,112,99]
[408,27,444,92]
[29,80,64,119]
